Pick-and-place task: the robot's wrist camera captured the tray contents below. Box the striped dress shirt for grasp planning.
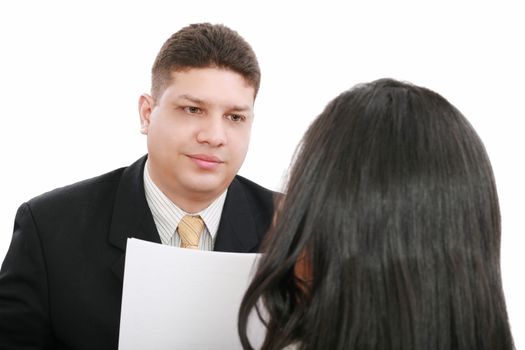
[143,162,227,250]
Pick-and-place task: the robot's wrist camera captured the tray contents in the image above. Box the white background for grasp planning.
[0,0,523,346]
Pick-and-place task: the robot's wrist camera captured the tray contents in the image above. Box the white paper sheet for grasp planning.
[118,238,265,350]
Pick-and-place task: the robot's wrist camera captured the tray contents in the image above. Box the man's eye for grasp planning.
[228,114,245,122]
[184,106,201,114]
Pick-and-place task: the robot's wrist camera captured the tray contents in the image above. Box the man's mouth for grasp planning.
[187,154,223,170]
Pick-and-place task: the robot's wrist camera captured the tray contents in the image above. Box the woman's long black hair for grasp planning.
[238,79,514,350]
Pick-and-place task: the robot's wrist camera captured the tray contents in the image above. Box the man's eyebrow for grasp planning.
[178,94,205,105]
[178,94,252,112]
[229,104,252,112]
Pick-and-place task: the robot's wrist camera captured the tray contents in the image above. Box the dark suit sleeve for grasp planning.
[0,203,53,349]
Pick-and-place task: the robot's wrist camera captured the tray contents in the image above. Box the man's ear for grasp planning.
[138,94,155,134]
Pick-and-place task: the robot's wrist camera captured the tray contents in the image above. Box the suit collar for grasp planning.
[214,177,260,253]
[108,155,160,282]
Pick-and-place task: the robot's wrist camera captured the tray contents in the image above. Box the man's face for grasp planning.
[139,67,255,206]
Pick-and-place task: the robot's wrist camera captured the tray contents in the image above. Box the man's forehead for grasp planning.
[160,69,255,108]
[169,67,256,93]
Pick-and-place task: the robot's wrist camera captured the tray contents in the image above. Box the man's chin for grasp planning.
[185,176,230,195]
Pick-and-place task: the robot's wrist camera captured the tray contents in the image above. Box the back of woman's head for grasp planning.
[238,78,514,350]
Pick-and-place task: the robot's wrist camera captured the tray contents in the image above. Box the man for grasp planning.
[0,23,277,349]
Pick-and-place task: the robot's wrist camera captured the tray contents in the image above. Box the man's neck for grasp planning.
[166,192,217,214]
[145,161,227,213]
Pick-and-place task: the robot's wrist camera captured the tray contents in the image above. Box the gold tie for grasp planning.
[177,215,205,249]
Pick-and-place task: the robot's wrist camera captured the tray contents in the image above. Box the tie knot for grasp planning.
[178,215,205,249]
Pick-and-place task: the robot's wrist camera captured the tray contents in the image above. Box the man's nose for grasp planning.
[196,116,227,147]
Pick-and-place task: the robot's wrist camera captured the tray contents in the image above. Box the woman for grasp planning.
[238,79,515,350]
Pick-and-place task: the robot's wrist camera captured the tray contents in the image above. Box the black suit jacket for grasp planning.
[0,156,277,350]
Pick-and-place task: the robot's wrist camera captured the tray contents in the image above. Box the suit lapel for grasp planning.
[108,156,160,282]
[214,177,260,253]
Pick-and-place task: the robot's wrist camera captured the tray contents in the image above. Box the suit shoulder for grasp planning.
[27,166,127,210]
[233,175,282,208]
[234,175,279,196]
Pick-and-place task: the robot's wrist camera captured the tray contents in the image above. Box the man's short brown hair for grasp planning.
[151,23,260,100]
